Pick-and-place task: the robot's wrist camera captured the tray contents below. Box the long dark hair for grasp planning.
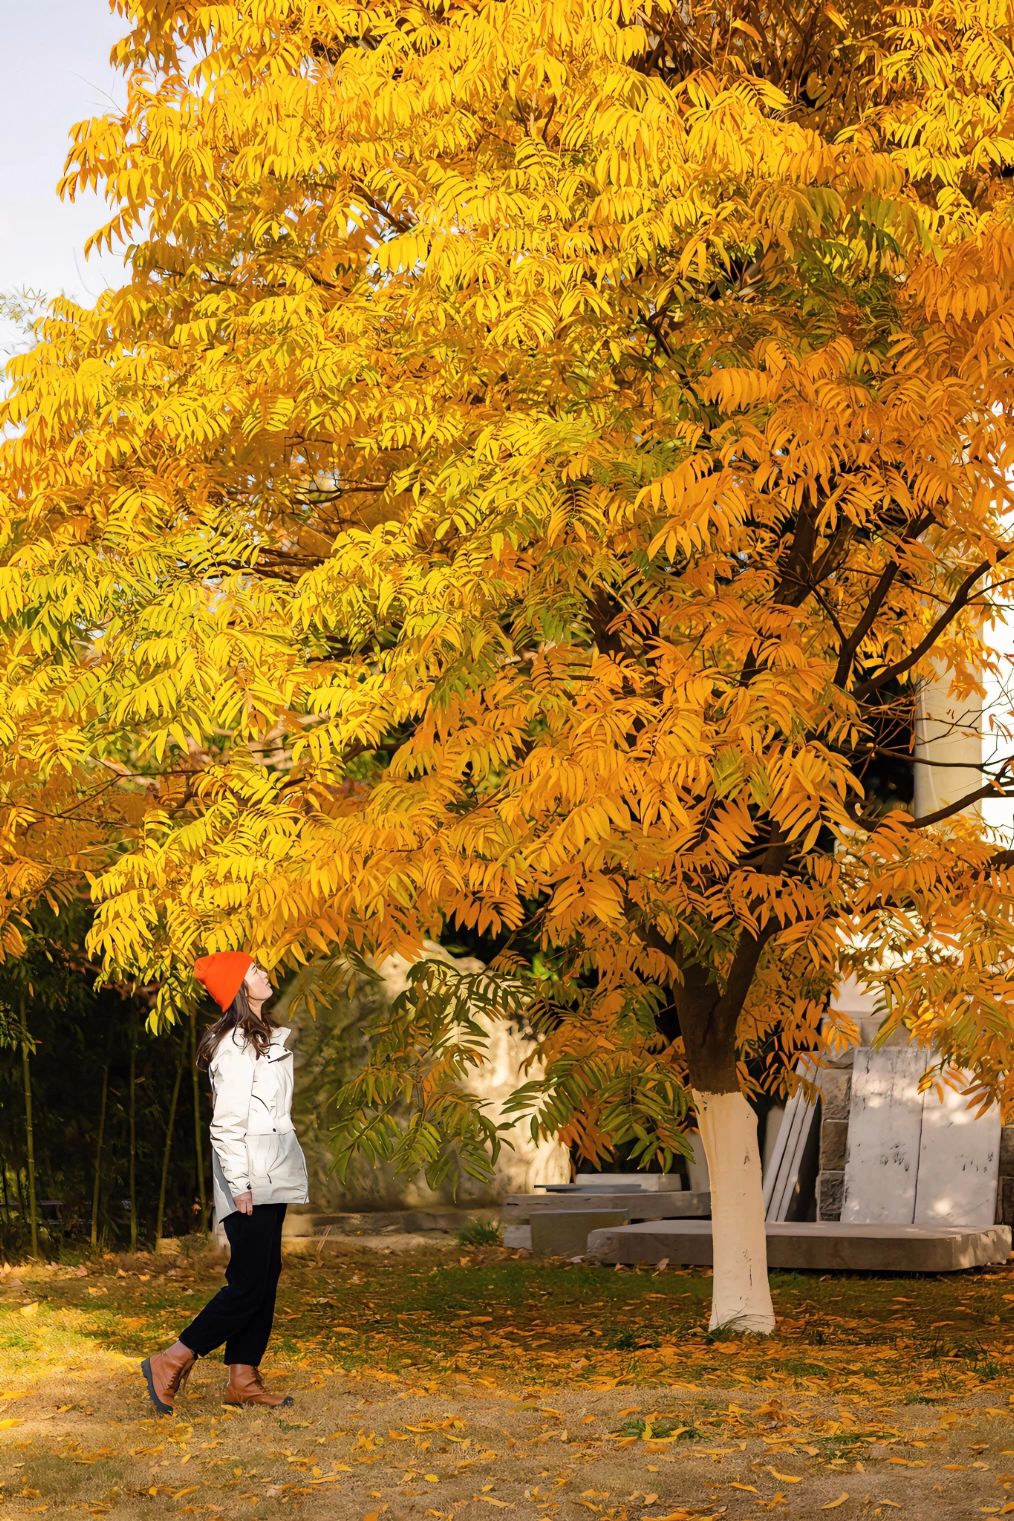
[195,983,276,1069]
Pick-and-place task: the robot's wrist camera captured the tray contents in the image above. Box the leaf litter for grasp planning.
[0,1242,1010,1519]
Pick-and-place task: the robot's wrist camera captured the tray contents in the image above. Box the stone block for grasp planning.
[819,1119,849,1172]
[817,1172,844,1222]
[999,1127,1014,1176]
[585,1219,1012,1272]
[817,1069,851,1122]
[820,1045,857,1070]
[530,1209,633,1257]
[503,1224,532,1251]
[997,1175,1014,1227]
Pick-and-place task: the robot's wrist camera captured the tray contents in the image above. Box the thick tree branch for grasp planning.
[907,774,1014,829]
[833,510,936,687]
[847,764,1014,831]
[854,551,1010,701]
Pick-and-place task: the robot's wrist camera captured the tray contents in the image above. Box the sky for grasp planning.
[1,2,129,350]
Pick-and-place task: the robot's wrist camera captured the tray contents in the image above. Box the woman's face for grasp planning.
[243,962,273,1002]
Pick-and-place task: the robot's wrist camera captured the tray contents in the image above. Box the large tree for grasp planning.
[3,0,1014,1328]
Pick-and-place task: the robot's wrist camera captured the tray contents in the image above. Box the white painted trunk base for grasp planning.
[693,1090,776,1335]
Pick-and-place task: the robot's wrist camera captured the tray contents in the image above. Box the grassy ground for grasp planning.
[1,1237,1011,1520]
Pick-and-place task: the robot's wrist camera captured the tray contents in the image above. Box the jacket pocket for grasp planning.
[248,1132,285,1179]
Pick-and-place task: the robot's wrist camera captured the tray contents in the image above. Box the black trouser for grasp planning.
[179,1203,287,1365]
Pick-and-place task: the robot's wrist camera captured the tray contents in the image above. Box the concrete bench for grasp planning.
[503,1192,711,1254]
[585,1219,1013,1272]
[503,1190,710,1221]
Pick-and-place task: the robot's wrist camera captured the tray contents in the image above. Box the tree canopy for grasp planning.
[3,0,1014,1195]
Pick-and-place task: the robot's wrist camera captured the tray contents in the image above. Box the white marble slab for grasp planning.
[913,1085,1000,1228]
[842,1048,925,1224]
[764,1090,818,1222]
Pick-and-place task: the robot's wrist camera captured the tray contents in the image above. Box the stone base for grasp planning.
[503,1191,711,1254]
[503,1190,710,1224]
[586,1219,1013,1272]
[281,1206,498,1238]
[531,1209,637,1257]
[503,1225,534,1251]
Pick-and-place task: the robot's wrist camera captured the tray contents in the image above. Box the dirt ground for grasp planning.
[1,1238,1012,1520]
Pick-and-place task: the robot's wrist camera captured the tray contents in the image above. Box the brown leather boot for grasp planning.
[223,1364,293,1407]
[140,1340,196,1416]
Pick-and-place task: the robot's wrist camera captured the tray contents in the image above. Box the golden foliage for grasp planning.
[2,0,1014,1150]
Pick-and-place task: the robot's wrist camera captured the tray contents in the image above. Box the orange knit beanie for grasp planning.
[193,952,253,1011]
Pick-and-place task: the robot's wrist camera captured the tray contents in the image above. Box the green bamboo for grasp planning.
[90,1064,109,1250]
[189,1008,208,1231]
[19,992,39,1257]
[155,1039,186,1244]
[0,1152,10,1258]
[128,1024,138,1249]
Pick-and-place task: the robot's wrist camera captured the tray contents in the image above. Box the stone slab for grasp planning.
[914,1086,1000,1229]
[585,1219,1012,1272]
[530,1209,634,1257]
[764,1081,819,1222]
[574,1174,687,1186]
[502,1191,711,1224]
[842,1047,924,1225]
[281,1206,498,1238]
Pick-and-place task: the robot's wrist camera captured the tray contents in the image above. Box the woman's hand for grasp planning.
[232,1190,254,1216]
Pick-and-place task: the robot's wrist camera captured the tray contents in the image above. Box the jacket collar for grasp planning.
[262,1025,293,1061]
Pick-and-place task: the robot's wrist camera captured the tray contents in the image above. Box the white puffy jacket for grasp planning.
[208,1024,309,1227]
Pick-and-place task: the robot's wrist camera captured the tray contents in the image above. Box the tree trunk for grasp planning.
[128,1025,138,1250]
[189,1009,208,1232]
[693,1088,775,1334]
[156,1042,185,1243]
[679,968,775,1336]
[91,1065,109,1250]
[19,994,39,1258]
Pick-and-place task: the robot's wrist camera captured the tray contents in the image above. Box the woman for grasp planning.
[141,952,309,1416]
